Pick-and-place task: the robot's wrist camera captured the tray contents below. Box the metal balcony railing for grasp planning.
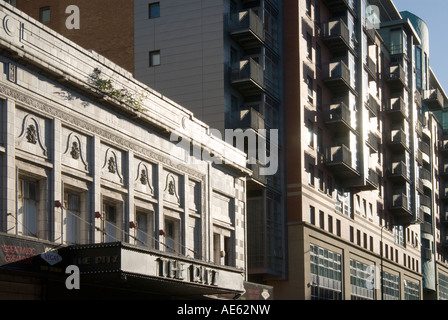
[230,9,264,49]
[387,65,407,89]
[365,56,377,80]
[366,131,380,152]
[231,58,264,95]
[388,129,408,151]
[386,96,407,119]
[365,94,380,116]
[420,194,431,208]
[231,108,265,133]
[324,60,351,92]
[389,161,408,182]
[323,102,353,133]
[322,18,350,54]
[424,88,444,111]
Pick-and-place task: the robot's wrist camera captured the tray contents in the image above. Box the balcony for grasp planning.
[441,187,448,202]
[419,140,430,157]
[441,162,448,177]
[230,10,264,49]
[422,247,432,260]
[386,96,407,121]
[323,60,351,93]
[248,161,267,185]
[441,211,448,225]
[416,178,424,194]
[388,161,409,183]
[366,168,379,190]
[231,58,264,96]
[322,19,351,55]
[230,108,265,135]
[387,129,408,152]
[420,194,431,211]
[366,131,380,153]
[415,90,422,108]
[442,236,448,249]
[364,56,377,80]
[440,140,448,154]
[416,150,423,166]
[387,65,407,90]
[423,88,444,111]
[415,120,422,137]
[323,102,354,133]
[421,222,432,234]
[389,193,413,225]
[419,167,432,189]
[364,24,376,45]
[365,94,380,117]
[324,145,359,179]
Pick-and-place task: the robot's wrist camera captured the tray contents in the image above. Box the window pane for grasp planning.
[40,7,50,23]
[149,3,160,19]
[150,51,161,66]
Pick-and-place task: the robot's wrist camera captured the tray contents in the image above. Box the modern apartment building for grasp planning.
[276,0,448,300]
[11,0,448,300]
[0,2,259,299]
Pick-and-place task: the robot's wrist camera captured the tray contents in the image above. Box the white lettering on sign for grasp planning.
[157,258,219,286]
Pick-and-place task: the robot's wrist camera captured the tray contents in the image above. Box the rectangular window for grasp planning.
[319,211,324,229]
[65,192,81,244]
[307,120,314,147]
[317,127,323,153]
[149,50,161,67]
[336,219,341,236]
[307,76,313,103]
[310,206,315,225]
[310,244,342,300]
[328,215,333,233]
[318,170,324,191]
[148,2,160,19]
[316,44,322,70]
[40,7,51,24]
[326,176,333,196]
[136,211,154,248]
[104,202,120,243]
[306,33,312,60]
[350,260,374,300]
[316,85,322,111]
[165,218,180,254]
[18,178,39,238]
[308,164,314,186]
[306,0,311,16]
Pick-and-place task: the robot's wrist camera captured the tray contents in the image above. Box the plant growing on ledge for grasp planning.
[90,68,146,112]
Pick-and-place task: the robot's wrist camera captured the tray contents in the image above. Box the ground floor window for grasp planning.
[350,259,374,300]
[310,243,342,300]
[404,280,420,300]
[382,271,400,300]
[439,273,448,300]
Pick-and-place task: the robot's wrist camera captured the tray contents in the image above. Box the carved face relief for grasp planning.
[70,141,80,159]
[108,157,117,174]
[26,124,38,144]
[140,169,148,185]
[168,180,175,195]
